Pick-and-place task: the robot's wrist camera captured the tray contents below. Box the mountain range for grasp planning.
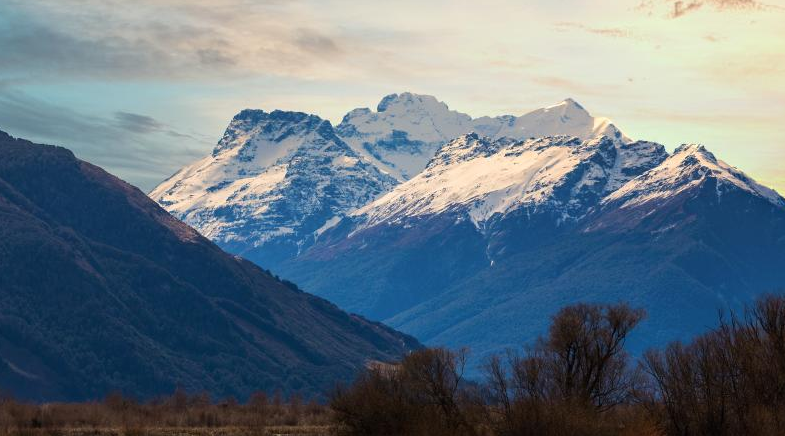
[152,93,785,367]
[150,94,624,268]
[0,130,418,401]
[337,94,626,181]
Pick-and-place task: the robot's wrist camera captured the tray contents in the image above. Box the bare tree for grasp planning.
[484,302,647,436]
[544,303,645,410]
[643,294,785,436]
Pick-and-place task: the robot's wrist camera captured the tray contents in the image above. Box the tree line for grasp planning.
[332,295,785,436]
[2,295,784,435]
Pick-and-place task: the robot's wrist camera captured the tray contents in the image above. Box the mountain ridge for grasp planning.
[280,157,785,367]
[274,131,785,367]
[350,133,669,231]
[0,129,419,401]
[337,93,628,181]
[151,93,631,269]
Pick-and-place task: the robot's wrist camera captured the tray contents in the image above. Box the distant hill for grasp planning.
[0,130,419,402]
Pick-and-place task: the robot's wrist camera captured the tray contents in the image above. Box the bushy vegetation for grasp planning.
[330,348,485,436]
[641,295,785,435]
[332,295,785,436]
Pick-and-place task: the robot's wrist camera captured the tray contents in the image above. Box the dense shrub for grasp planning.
[331,348,481,436]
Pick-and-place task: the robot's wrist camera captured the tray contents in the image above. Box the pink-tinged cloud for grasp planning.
[673,1,704,17]
[640,0,763,18]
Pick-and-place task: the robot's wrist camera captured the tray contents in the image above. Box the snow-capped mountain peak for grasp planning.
[150,108,396,266]
[336,93,631,181]
[212,109,333,158]
[604,143,785,210]
[547,97,587,114]
[153,109,339,213]
[339,92,473,143]
[352,133,668,229]
[336,93,475,180]
[485,98,629,144]
[376,92,455,114]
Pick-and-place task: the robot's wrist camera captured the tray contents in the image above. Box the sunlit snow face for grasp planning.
[0,0,782,193]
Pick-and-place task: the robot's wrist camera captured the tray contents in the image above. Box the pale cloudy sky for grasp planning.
[0,0,783,192]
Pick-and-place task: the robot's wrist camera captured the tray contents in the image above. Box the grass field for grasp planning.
[1,426,334,436]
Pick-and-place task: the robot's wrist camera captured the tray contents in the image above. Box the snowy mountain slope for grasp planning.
[150,110,396,267]
[151,94,632,270]
[381,145,785,364]
[582,143,785,233]
[473,98,629,143]
[278,139,785,369]
[336,93,475,180]
[279,133,669,319]
[602,143,785,211]
[336,93,629,181]
[353,133,667,230]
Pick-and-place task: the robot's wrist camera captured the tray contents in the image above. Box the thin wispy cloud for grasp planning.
[112,111,205,141]
[638,0,765,18]
[0,89,210,191]
[554,22,636,39]
[530,76,619,98]
[114,112,165,134]
[294,29,345,57]
[674,1,702,17]
[0,0,781,194]
[0,0,411,83]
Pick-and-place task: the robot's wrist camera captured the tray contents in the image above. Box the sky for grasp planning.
[0,0,783,193]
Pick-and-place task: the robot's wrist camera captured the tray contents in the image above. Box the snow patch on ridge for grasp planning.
[353,134,667,229]
[315,216,342,238]
[605,143,785,209]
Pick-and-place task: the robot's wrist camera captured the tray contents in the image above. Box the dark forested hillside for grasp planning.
[0,130,419,402]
